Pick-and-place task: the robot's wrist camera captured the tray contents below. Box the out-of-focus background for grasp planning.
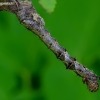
[0,0,100,100]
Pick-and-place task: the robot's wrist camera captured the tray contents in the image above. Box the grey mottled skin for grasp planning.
[0,0,99,92]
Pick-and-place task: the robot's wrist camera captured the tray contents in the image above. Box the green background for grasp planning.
[0,0,100,100]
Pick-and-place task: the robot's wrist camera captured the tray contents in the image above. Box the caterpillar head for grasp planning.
[82,76,99,92]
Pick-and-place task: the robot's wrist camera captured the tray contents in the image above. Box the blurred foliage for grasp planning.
[39,0,57,13]
[0,0,100,100]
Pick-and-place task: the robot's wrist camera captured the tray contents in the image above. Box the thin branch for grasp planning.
[0,0,99,92]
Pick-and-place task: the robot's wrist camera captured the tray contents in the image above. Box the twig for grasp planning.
[0,0,99,92]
